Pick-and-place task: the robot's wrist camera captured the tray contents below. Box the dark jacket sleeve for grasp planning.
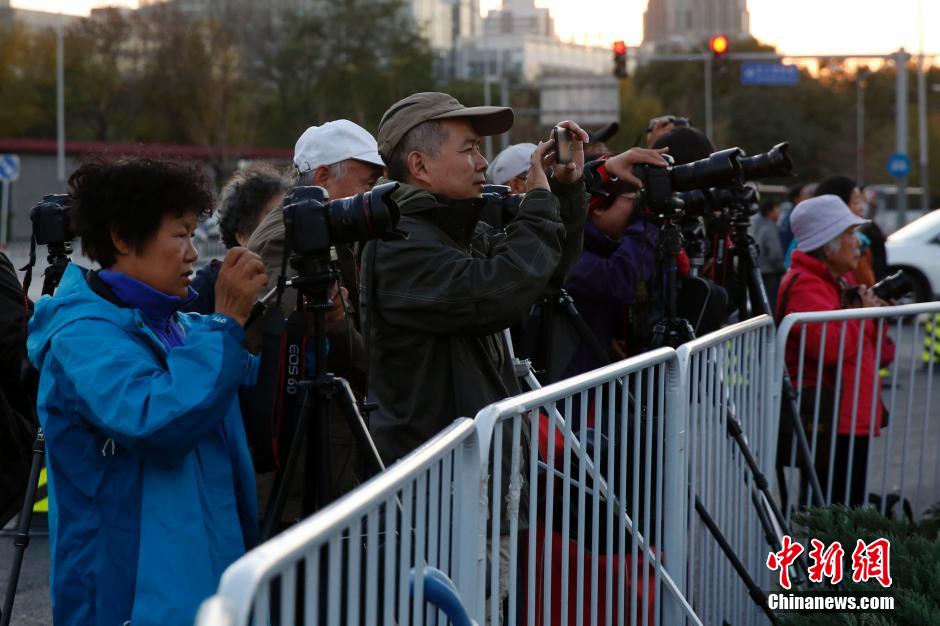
[0,253,27,381]
[368,188,566,336]
[548,178,588,288]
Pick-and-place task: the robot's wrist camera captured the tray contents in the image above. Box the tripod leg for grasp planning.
[261,385,314,540]
[557,291,614,367]
[694,496,779,624]
[1,431,45,626]
[742,248,826,508]
[329,376,385,477]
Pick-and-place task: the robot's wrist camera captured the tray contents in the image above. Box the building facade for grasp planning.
[459,0,608,81]
[643,0,749,48]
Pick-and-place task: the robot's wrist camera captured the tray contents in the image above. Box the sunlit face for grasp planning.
[326,159,383,200]
[822,226,861,277]
[110,212,199,298]
[422,119,488,199]
[591,191,638,240]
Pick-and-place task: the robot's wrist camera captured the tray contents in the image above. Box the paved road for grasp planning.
[0,528,51,626]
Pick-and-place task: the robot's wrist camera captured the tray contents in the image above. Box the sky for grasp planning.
[12,0,940,58]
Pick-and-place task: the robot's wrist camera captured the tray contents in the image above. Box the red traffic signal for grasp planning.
[709,35,729,56]
[612,40,627,78]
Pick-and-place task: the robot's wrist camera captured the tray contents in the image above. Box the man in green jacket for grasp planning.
[364,91,637,465]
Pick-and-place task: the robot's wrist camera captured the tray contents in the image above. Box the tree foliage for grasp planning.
[1,16,938,202]
[627,37,940,200]
[778,504,940,625]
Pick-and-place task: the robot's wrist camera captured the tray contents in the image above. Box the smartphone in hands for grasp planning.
[552,126,573,165]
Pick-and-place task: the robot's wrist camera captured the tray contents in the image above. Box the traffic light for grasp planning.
[709,35,729,75]
[709,35,729,58]
[612,40,627,78]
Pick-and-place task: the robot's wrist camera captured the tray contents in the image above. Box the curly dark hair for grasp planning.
[69,156,214,268]
[217,163,289,248]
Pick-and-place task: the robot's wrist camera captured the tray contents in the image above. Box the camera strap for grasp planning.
[247,305,309,472]
[19,233,38,297]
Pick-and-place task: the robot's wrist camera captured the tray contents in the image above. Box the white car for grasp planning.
[885,209,940,302]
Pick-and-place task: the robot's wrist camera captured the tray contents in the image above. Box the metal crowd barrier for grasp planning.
[197,319,791,626]
[676,316,778,626]
[195,419,484,626]
[776,302,940,523]
[473,347,699,626]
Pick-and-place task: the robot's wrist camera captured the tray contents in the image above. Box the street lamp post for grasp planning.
[856,70,868,186]
[56,15,65,184]
[895,48,911,230]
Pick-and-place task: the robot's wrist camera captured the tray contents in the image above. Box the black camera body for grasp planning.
[30,194,74,245]
[872,270,913,302]
[480,184,525,228]
[282,181,402,257]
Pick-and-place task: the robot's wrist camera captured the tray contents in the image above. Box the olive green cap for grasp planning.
[377,92,514,160]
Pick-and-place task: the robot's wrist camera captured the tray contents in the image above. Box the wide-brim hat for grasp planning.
[792,194,870,252]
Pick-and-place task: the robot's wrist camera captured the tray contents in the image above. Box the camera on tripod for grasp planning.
[283,181,403,257]
[675,184,759,216]
[30,194,74,246]
[633,142,792,215]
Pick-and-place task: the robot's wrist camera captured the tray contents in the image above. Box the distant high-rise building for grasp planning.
[458,0,608,82]
[0,0,77,30]
[482,0,553,38]
[643,0,749,48]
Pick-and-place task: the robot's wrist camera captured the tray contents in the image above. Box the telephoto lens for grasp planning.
[283,182,402,255]
[328,181,402,244]
[669,147,744,192]
[738,142,792,180]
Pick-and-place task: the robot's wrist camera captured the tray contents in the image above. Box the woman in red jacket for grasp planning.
[776,194,895,508]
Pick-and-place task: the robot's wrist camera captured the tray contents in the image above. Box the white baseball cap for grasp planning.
[791,194,869,252]
[487,143,537,185]
[293,119,385,173]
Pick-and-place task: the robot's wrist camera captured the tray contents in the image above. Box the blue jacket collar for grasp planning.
[97,269,197,330]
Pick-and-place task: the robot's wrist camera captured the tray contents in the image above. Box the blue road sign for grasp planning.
[886,152,912,178]
[0,154,18,182]
[740,63,800,86]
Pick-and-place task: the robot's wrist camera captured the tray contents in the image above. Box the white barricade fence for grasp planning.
[198,318,800,626]
[195,419,485,626]
[472,347,701,626]
[776,302,940,523]
[676,315,778,626]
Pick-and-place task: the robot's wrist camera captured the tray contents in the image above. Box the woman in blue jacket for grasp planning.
[27,157,268,626]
